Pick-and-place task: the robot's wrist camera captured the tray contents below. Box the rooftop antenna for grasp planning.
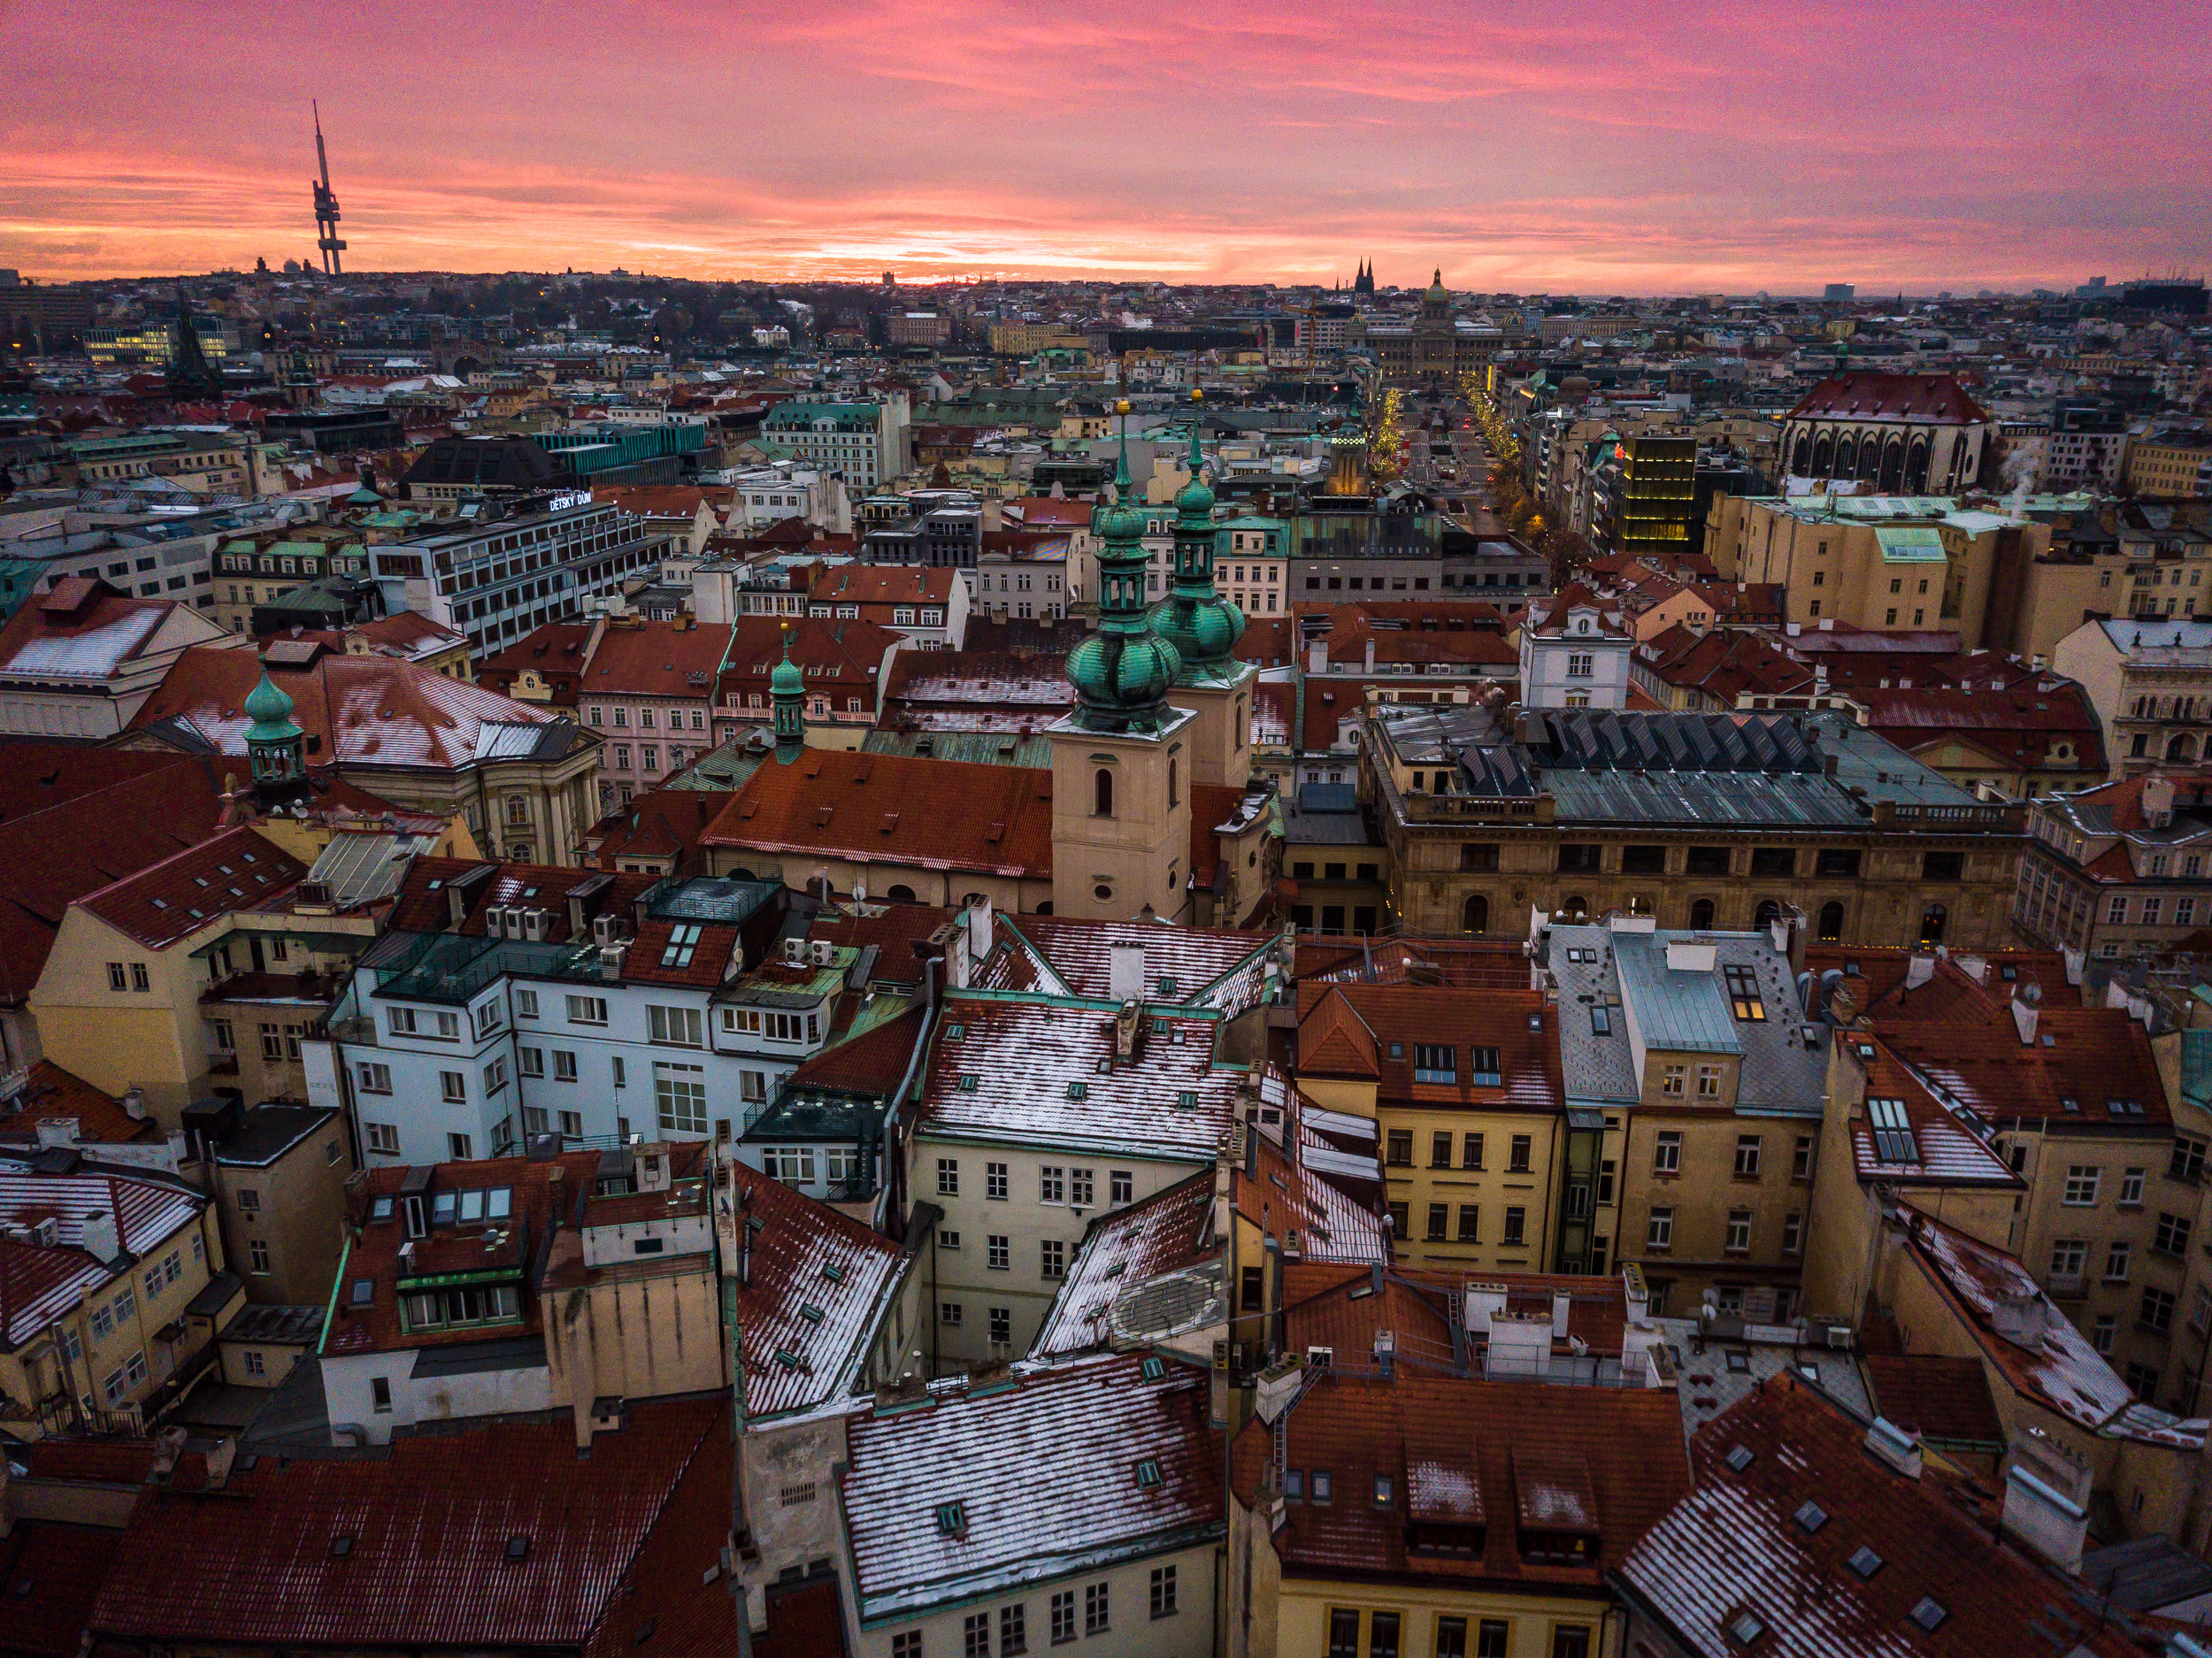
[311,101,346,276]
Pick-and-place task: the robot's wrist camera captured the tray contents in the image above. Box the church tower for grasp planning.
[1048,403,1194,923]
[165,285,226,405]
[242,665,307,802]
[1150,391,1256,791]
[771,625,806,764]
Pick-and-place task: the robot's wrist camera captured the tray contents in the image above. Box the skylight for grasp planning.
[505,1535,530,1561]
[1591,1006,1612,1036]
[797,1303,826,1324]
[660,923,703,969]
[1866,1097,1919,1164]
[1909,1597,1947,1631]
[1134,1459,1163,1488]
[1846,1545,1884,1578]
[1724,963,1766,1022]
[1140,1355,1164,1380]
[1724,1445,1755,1473]
[822,1262,845,1284]
[934,1501,967,1538]
[1793,1500,1826,1533]
[1066,1082,1087,1101]
[1727,1611,1765,1646]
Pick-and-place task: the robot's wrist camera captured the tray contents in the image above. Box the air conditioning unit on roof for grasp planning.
[810,940,833,967]
[482,904,507,934]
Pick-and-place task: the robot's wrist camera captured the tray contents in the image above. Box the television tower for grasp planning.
[311,101,346,276]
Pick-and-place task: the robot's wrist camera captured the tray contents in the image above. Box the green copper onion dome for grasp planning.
[242,666,301,741]
[771,623,807,762]
[1068,403,1180,733]
[1146,393,1245,680]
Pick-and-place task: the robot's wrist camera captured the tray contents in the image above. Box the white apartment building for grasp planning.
[315,865,858,1163]
[1517,587,1635,710]
[759,396,910,491]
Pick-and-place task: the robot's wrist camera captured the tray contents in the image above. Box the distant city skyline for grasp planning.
[4,0,2207,292]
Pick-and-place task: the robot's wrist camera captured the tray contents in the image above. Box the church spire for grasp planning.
[1147,388,1243,681]
[166,284,225,405]
[770,624,806,763]
[1064,402,1179,733]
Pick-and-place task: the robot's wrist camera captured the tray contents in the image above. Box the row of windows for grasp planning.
[934,1159,1133,1208]
[1327,1608,1590,1658]
[1645,1206,1803,1255]
[887,1569,1175,1656]
[1653,1132,1815,1179]
[937,1230,1069,1278]
[1386,1130,1530,1171]
[587,704,708,731]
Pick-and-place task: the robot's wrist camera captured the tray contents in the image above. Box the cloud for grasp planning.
[0,0,2204,289]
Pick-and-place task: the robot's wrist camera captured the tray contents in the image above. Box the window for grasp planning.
[1426,1202,1448,1242]
[1471,1046,1502,1086]
[1502,1207,1525,1247]
[514,987,539,1018]
[1370,1612,1402,1658]
[1000,1604,1025,1656]
[1110,1171,1133,1206]
[1039,1166,1065,1202]
[107,961,127,992]
[987,1162,1009,1200]
[1647,1207,1674,1248]
[987,1235,1009,1270]
[2156,1212,2193,1255]
[1509,1134,1532,1172]
[1457,1204,1480,1242]
[2106,1241,2132,1282]
[2051,1239,2087,1278]
[655,1062,707,1135]
[1084,1581,1109,1634]
[555,1049,578,1082]
[1724,963,1766,1020]
[518,1046,544,1079]
[1431,1131,1455,1168]
[1041,1240,1066,1279]
[894,1634,923,1658]
[1661,1063,1686,1098]
[130,963,150,992]
[941,1301,963,1327]
[482,1057,509,1094]
[1793,1134,1814,1179]
[1051,1593,1076,1645]
[249,1240,270,1272]
[1149,1565,1177,1618]
[2121,1167,2146,1206]
[1734,1135,1762,1177]
[1552,1629,1592,1658]
[1462,1132,1485,1169]
[366,1121,400,1154]
[566,994,608,1025]
[1386,1129,1414,1166]
[1328,1610,1360,1658]
[2092,1315,2117,1353]
[1725,1210,1751,1252]
[2143,1286,2177,1333]
[1412,1043,1455,1083]
[357,1062,393,1094]
[1655,1132,1681,1173]
[2063,1165,2101,1206]
[937,1158,958,1196]
[648,1005,703,1047]
[236,1188,263,1217]
[440,1071,466,1104]
[1782,1213,1804,1255]
[989,1306,1011,1345]
[2174,1135,2208,1184]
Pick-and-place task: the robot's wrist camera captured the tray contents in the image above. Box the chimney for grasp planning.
[203,1438,238,1491]
[1108,940,1146,1005]
[35,1117,79,1149]
[2145,774,2178,828]
[964,893,994,971]
[1864,1416,1923,1480]
[79,1209,120,1264]
[2001,1427,2092,1575]
[121,1086,146,1122]
[1363,636,1376,673]
[1113,998,1141,1062]
[2011,981,2042,1046]
[1550,1288,1571,1337]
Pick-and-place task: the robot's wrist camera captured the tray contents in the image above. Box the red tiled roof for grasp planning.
[1876,1007,2169,1130]
[1295,986,1380,1078]
[1296,937,1532,988]
[383,856,660,940]
[0,1063,161,1146]
[1296,981,1562,1112]
[811,564,957,607]
[476,621,595,701]
[1232,1370,1688,1587]
[583,618,735,701]
[807,901,957,989]
[718,616,898,710]
[0,747,182,826]
[591,788,733,870]
[0,580,198,680]
[1861,1353,2006,1448]
[1785,370,1990,426]
[76,824,305,950]
[0,1519,124,1658]
[1618,1373,2136,1658]
[90,1399,725,1651]
[783,1004,926,1097]
[704,750,1053,880]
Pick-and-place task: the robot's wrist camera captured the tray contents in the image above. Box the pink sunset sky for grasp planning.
[2,0,2205,292]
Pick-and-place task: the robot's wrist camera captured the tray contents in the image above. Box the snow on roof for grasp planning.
[0,1166,204,1347]
[0,604,167,679]
[841,1353,1221,1623]
[978,914,1279,1013]
[921,996,1243,1162]
[1029,1174,1215,1360]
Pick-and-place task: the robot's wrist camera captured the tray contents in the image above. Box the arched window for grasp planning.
[1754,899,1782,930]
[1094,767,1114,817]
[1463,894,1490,934]
[1689,897,1716,931]
[960,891,986,909]
[1626,894,1654,917]
[2170,733,2198,764]
[1834,434,1856,478]
[1879,438,1905,493]
[1919,903,1948,946]
[1558,894,1589,922]
[1858,436,1884,484]
[1818,901,1845,941]
[1168,757,1179,807]
[1946,432,1966,484]
[1905,439,1931,493]
[1234,696,1247,748]
[1791,434,1811,475]
[886,884,918,903]
[1811,432,1833,476]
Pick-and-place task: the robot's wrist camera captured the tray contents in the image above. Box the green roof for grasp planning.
[1874,525,1947,563]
